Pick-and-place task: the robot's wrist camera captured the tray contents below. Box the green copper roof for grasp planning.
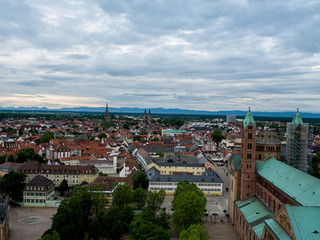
[232,154,241,171]
[243,108,256,129]
[256,158,320,206]
[286,205,320,240]
[292,109,303,128]
[235,196,274,238]
[264,219,291,240]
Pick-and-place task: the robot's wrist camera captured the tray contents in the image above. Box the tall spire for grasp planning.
[104,101,109,122]
[243,107,256,129]
[292,108,303,128]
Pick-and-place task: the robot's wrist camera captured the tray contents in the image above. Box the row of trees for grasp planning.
[0,147,45,164]
[41,182,169,240]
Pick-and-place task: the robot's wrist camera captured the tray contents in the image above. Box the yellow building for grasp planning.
[147,162,205,176]
[18,162,99,186]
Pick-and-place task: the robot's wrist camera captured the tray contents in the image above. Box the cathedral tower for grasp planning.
[147,109,151,125]
[104,102,109,122]
[240,108,257,201]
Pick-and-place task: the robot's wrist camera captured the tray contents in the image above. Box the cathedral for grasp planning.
[228,109,320,240]
[143,109,152,126]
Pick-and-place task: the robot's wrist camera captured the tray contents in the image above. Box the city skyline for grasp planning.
[1,1,320,112]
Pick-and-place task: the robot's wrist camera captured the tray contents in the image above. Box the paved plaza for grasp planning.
[8,206,57,240]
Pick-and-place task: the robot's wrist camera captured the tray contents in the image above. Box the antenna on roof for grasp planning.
[297,108,299,112]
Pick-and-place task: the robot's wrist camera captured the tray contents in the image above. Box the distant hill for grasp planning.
[1,106,320,118]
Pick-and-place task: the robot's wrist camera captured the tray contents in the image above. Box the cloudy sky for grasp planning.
[1,0,320,112]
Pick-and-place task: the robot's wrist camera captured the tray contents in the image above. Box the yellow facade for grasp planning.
[147,163,205,175]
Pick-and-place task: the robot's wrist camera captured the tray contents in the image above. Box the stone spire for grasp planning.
[104,102,109,122]
[147,109,151,125]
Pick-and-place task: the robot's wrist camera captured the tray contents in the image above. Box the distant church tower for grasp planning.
[240,108,257,201]
[147,109,151,125]
[104,102,109,122]
[143,109,147,124]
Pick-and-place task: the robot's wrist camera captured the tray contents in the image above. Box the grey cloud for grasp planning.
[0,0,320,111]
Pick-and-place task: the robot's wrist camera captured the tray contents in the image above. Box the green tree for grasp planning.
[112,183,133,208]
[172,182,206,231]
[0,170,26,201]
[180,224,209,240]
[133,188,147,209]
[89,206,134,240]
[73,187,94,230]
[51,197,84,240]
[90,185,108,215]
[156,151,165,158]
[57,179,68,196]
[123,122,130,129]
[16,147,35,163]
[98,133,107,139]
[40,230,60,240]
[211,129,225,144]
[7,154,14,162]
[143,189,166,223]
[133,135,142,141]
[40,132,54,143]
[129,216,170,240]
[140,129,148,135]
[0,155,6,164]
[132,170,149,190]
[172,181,204,210]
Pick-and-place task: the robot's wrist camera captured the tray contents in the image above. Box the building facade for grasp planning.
[17,162,99,186]
[228,109,320,240]
[256,129,281,161]
[23,175,55,207]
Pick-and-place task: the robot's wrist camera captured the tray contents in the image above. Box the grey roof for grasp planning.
[145,148,175,153]
[161,155,198,163]
[148,167,223,183]
[154,162,204,168]
[27,175,54,187]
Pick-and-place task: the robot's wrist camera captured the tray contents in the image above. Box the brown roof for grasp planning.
[87,175,133,191]
[138,148,149,158]
[26,175,54,187]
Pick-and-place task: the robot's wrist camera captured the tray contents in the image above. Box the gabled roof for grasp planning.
[292,109,304,128]
[286,205,320,240]
[256,158,320,206]
[235,196,274,238]
[243,108,256,129]
[264,218,291,240]
[26,175,53,187]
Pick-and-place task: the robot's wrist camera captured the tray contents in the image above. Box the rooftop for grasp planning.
[243,108,256,129]
[235,196,274,238]
[256,158,320,206]
[286,205,320,240]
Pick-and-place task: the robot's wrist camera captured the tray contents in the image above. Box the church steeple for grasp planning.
[104,101,109,122]
[147,109,151,125]
[243,107,256,129]
[292,108,303,128]
[240,107,257,201]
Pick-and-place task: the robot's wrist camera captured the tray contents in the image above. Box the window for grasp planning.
[247,143,252,149]
[247,153,252,159]
[248,133,252,139]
